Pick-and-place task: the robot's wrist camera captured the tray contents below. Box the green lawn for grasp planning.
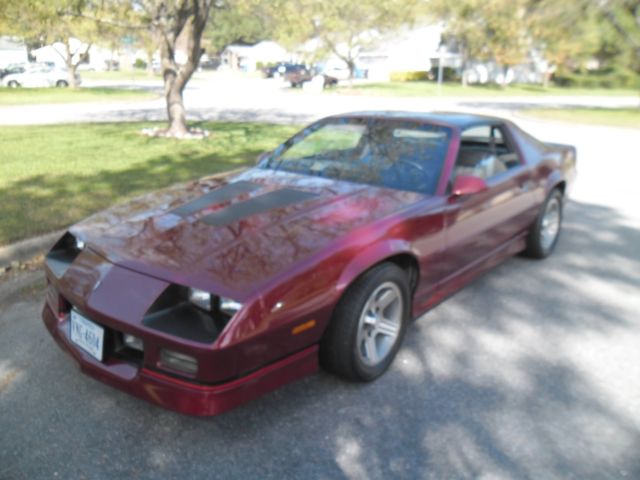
[524,107,640,128]
[334,81,640,97]
[81,70,161,81]
[0,121,298,246]
[0,87,157,106]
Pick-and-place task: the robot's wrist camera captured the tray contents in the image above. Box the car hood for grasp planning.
[71,168,426,297]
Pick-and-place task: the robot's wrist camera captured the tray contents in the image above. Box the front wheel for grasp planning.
[320,262,410,381]
[524,189,563,258]
[7,80,19,88]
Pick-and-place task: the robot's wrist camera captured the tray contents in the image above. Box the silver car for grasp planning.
[2,63,81,88]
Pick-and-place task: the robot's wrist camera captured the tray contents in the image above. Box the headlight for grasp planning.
[188,288,211,311]
[220,297,242,316]
[75,237,85,250]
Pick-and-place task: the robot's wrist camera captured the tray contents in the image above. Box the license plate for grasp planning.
[70,310,104,361]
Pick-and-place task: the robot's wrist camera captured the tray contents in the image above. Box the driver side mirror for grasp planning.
[451,175,488,197]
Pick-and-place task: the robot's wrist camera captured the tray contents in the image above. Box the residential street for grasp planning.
[0,72,639,126]
[1,80,639,479]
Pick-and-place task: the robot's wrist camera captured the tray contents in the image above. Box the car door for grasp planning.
[442,122,535,280]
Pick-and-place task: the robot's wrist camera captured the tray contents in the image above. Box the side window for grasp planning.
[455,124,521,180]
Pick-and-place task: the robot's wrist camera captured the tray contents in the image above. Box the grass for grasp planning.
[0,121,299,246]
[334,81,640,97]
[524,107,640,128]
[81,70,161,81]
[0,87,157,106]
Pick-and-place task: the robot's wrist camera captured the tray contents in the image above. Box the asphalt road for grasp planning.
[1,91,639,479]
[0,72,639,126]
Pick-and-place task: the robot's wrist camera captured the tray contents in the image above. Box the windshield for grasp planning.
[263,118,451,194]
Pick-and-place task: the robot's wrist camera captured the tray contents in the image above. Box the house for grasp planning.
[0,37,28,68]
[32,38,119,71]
[221,41,289,72]
[358,25,453,81]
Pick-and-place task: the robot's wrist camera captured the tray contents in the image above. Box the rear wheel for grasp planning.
[7,80,19,88]
[56,80,69,88]
[524,189,563,258]
[320,262,410,381]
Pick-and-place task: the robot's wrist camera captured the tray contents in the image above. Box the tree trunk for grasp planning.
[460,47,468,87]
[347,58,356,87]
[63,40,80,88]
[164,70,188,137]
[501,64,509,88]
[146,50,155,77]
[149,0,213,137]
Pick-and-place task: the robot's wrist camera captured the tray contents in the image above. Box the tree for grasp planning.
[1,0,113,87]
[598,0,640,71]
[204,0,274,53]
[434,0,491,86]
[436,0,530,87]
[528,0,601,87]
[129,1,215,137]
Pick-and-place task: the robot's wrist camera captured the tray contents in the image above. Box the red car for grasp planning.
[42,112,576,416]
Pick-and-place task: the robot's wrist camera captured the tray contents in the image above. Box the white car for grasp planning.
[2,64,80,88]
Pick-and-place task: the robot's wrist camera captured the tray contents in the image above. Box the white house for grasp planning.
[33,38,119,71]
[221,41,289,72]
[0,37,28,68]
[357,25,447,81]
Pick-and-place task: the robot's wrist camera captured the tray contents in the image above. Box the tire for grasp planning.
[7,80,19,88]
[56,80,69,88]
[524,189,563,259]
[320,262,410,381]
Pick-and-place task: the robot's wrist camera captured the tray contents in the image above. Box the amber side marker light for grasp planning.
[292,319,316,335]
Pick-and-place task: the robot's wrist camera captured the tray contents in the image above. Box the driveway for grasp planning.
[1,91,639,479]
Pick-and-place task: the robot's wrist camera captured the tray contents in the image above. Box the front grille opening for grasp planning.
[143,285,230,343]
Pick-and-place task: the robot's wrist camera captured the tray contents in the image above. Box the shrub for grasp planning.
[133,58,148,70]
[390,71,430,82]
[553,69,640,89]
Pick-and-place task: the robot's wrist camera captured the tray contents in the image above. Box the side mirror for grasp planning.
[256,151,271,165]
[451,175,488,197]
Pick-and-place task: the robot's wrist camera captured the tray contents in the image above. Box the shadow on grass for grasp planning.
[0,122,298,245]
[1,199,639,478]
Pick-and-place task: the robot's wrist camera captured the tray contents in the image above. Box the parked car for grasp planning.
[262,62,290,78]
[42,112,576,416]
[2,63,80,88]
[0,63,27,79]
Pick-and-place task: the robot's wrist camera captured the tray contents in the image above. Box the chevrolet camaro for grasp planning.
[42,112,577,416]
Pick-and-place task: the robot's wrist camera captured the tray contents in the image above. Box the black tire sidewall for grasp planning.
[321,262,410,381]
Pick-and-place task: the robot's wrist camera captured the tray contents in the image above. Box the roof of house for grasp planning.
[0,36,26,52]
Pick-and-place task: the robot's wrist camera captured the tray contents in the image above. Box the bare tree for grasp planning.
[138,0,215,137]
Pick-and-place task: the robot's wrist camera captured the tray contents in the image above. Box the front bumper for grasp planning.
[42,304,318,416]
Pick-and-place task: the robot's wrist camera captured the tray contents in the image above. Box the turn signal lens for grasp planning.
[159,349,198,375]
[188,288,211,311]
[123,333,143,351]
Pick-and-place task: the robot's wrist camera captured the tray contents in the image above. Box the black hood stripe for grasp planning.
[200,189,318,226]
[170,181,261,217]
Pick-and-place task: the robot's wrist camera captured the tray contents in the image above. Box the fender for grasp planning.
[544,169,565,197]
[336,238,417,293]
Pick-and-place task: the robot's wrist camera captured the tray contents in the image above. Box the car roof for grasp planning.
[332,111,509,130]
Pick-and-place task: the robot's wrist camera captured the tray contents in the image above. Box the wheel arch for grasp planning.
[336,240,420,303]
